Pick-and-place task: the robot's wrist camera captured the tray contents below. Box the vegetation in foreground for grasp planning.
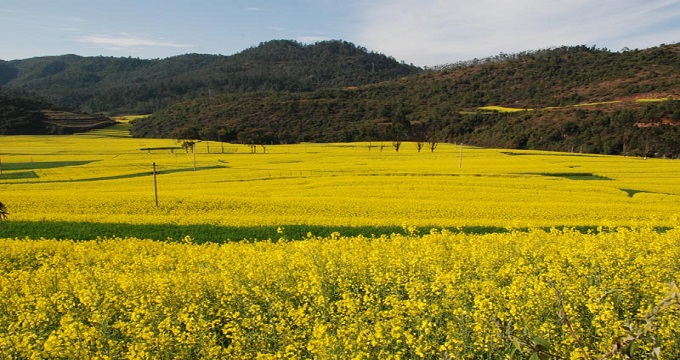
[1,228,678,359]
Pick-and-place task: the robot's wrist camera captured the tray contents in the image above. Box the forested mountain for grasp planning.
[131,43,680,157]
[3,41,679,157]
[0,40,421,115]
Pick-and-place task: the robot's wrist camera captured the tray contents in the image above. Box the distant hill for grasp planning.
[0,40,422,115]
[0,92,115,135]
[130,43,680,157]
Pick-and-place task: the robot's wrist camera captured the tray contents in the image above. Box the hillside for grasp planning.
[0,40,421,115]
[131,43,680,157]
[0,92,115,135]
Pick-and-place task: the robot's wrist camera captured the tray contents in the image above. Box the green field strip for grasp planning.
[0,160,97,170]
[0,171,38,180]
[2,165,227,184]
[0,221,628,243]
[529,172,613,180]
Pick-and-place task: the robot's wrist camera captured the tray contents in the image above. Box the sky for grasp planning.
[1,0,679,67]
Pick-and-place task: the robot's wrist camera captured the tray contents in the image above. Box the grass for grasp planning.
[532,172,613,181]
[0,160,97,171]
[0,221,400,242]
[0,220,627,242]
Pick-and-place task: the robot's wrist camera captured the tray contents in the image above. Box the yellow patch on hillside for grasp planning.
[478,105,533,112]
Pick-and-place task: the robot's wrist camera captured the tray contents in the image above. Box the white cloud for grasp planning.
[77,33,194,49]
[355,0,680,66]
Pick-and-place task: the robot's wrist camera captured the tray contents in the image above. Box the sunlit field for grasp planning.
[1,128,679,359]
[1,130,679,237]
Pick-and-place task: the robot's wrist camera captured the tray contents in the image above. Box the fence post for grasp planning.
[153,162,159,207]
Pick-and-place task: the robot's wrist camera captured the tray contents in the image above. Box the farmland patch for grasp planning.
[531,172,613,180]
[1,160,96,170]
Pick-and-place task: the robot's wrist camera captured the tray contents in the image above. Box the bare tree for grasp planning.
[392,141,402,152]
[179,140,196,153]
[217,129,227,153]
[416,142,424,152]
[428,140,438,153]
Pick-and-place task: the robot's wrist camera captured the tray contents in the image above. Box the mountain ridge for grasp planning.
[0,39,422,114]
[129,43,680,157]
[2,41,679,157]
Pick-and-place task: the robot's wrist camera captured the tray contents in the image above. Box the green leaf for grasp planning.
[512,337,522,352]
[626,340,637,357]
[529,353,541,360]
[532,336,552,351]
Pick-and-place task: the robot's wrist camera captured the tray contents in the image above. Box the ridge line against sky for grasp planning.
[1,0,680,67]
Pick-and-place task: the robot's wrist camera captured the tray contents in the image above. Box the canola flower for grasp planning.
[1,228,679,359]
[1,136,679,229]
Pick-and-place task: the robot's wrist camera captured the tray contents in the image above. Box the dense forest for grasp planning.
[0,92,114,135]
[0,40,421,115]
[0,93,49,135]
[131,43,680,157]
[2,41,679,157]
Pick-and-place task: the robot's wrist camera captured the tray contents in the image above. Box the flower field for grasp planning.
[1,131,680,358]
[1,229,679,359]
[1,132,679,233]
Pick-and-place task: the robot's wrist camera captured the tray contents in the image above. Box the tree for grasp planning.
[0,202,8,220]
[428,140,438,153]
[180,140,196,153]
[237,127,277,154]
[392,141,402,152]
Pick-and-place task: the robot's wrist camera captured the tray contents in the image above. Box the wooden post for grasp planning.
[193,144,197,171]
[458,143,463,169]
[153,162,159,207]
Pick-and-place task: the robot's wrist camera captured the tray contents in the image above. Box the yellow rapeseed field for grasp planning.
[1,229,678,359]
[1,133,679,228]
[1,131,680,358]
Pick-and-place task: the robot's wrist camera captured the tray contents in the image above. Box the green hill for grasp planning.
[3,41,680,157]
[0,40,421,115]
[0,92,115,135]
[130,43,680,157]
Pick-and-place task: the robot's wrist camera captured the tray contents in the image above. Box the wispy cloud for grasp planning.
[77,33,194,49]
[355,0,680,66]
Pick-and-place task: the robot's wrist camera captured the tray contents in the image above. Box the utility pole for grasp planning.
[153,162,159,207]
[193,144,197,171]
[458,144,463,169]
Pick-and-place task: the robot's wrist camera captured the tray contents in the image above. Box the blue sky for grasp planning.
[1,0,679,67]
